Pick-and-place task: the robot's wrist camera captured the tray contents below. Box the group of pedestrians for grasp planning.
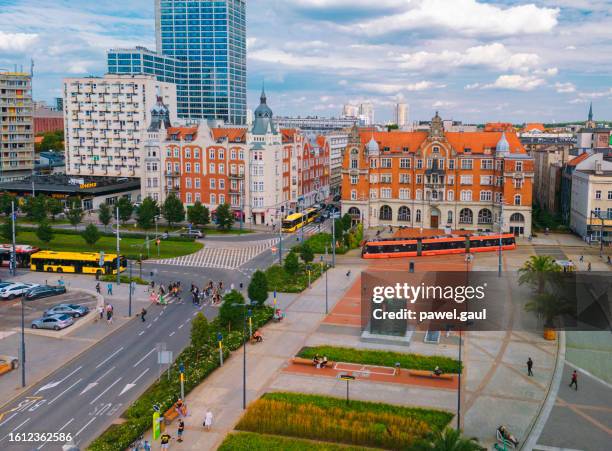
[95,303,114,324]
[526,357,579,390]
[155,409,214,449]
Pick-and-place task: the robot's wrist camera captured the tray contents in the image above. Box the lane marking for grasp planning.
[74,416,96,437]
[146,324,151,329]
[178,324,184,329]
[153,317,158,322]
[138,331,145,336]
[133,348,156,368]
[95,347,124,369]
[48,379,83,405]
[0,417,31,443]
[0,412,18,427]
[119,368,151,396]
[79,366,116,396]
[89,377,122,405]
[37,366,82,392]
[37,418,75,450]
[169,331,175,337]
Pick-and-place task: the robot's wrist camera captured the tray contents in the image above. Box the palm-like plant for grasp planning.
[518,255,561,294]
[525,292,572,328]
[418,428,482,451]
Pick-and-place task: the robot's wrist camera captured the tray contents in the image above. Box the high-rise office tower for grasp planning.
[394,102,409,129]
[358,103,374,125]
[108,0,246,125]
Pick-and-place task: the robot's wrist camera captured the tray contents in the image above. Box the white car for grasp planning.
[0,283,39,300]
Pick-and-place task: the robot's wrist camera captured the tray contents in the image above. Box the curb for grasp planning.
[521,331,566,450]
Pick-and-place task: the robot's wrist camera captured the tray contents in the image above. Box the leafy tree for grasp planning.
[0,193,13,216]
[518,255,561,294]
[416,428,481,451]
[386,123,399,131]
[98,203,112,231]
[36,220,54,245]
[1,217,17,242]
[81,223,101,247]
[136,197,159,230]
[187,201,210,228]
[23,195,48,223]
[341,213,352,231]
[284,251,299,276]
[117,197,134,224]
[35,130,64,152]
[248,270,269,306]
[216,203,233,230]
[66,201,84,230]
[333,219,344,241]
[162,193,185,227]
[299,242,314,264]
[191,312,210,351]
[47,198,63,221]
[219,290,246,330]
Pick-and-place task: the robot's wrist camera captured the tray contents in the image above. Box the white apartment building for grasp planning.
[570,153,612,242]
[321,132,348,197]
[63,74,177,178]
[394,103,409,129]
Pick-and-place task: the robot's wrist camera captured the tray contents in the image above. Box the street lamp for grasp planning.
[116,206,121,285]
[229,301,253,409]
[11,201,24,387]
[320,253,328,315]
[498,202,505,277]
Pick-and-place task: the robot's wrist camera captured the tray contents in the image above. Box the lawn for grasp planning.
[235,392,453,450]
[202,226,253,235]
[10,231,202,260]
[219,432,372,451]
[265,262,328,293]
[298,345,462,374]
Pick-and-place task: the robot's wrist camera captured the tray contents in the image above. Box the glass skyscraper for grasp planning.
[108,0,246,125]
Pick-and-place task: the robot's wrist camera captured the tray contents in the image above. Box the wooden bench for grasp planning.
[407,369,454,380]
[291,357,336,367]
[163,402,186,425]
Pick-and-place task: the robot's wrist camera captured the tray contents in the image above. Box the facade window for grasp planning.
[350,175,358,185]
[416,209,422,223]
[460,175,473,185]
[351,190,357,200]
[460,159,473,170]
[459,208,473,224]
[185,148,191,158]
[608,191,612,200]
[210,194,216,205]
[210,179,216,189]
[195,193,201,202]
[351,159,358,169]
[369,158,377,168]
[400,158,411,169]
[514,194,521,205]
[231,149,236,160]
[209,163,215,173]
[185,163,191,173]
[607,208,612,220]
[416,174,422,184]
[186,193,192,204]
[399,188,410,200]
[447,175,455,185]
[480,175,492,185]
[219,163,225,174]
[495,192,503,203]
[194,149,200,159]
[381,158,391,168]
[510,213,525,223]
[381,174,392,183]
[481,159,493,170]
[209,149,215,160]
[369,174,378,183]
[447,211,453,224]
[219,149,224,160]
[515,161,523,172]
[448,159,455,170]
[399,173,410,184]
[595,190,602,200]
[379,205,392,221]
[381,188,391,199]
[398,206,411,221]
[447,190,454,201]
[219,179,225,190]
[195,178,201,189]
[432,146,440,153]
[219,194,225,204]
[369,189,378,199]
[186,178,192,188]
[426,159,433,169]
[480,191,492,201]
[478,208,493,224]
[460,190,472,201]
[194,163,200,173]
[416,159,423,169]
[416,189,423,200]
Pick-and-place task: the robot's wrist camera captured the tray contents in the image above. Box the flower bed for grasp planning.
[219,432,371,450]
[88,307,273,451]
[235,392,452,449]
[298,345,462,374]
[265,263,327,293]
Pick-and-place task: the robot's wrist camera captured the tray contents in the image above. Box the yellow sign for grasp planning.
[153,412,161,440]
[79,182,97,189]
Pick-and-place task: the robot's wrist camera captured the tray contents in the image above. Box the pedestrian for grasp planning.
[96,305,104,322]
[569,370,578,390]
[107,283,113,295]
[106,308,113,325]
[527,357,533,376]
[143,440,151,451]
[346,270,351,278]
[579,255,584,263]
[177,419,185,442]
[95,282,101,294]
[160,432,172,450]
[218,281,223,292]
[150,280,155,290]
[203,410,213,431]
[587,262,592,271]
[608,256,611,264]
[141,307,147,322]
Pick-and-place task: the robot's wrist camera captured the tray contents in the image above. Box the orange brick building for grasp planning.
[341,113,533,235]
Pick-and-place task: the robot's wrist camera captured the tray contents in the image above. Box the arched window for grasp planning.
[348,207,361,221]
[379,205,392,221]
[459,208,473,224]
[398,206,411,221]
[514,194,521,206]
[478,208,493,224]
[510,212,525,223]
[447,211,453,224]
[416,209,422,223]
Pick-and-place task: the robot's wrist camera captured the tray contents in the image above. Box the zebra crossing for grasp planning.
[156,238,279,270]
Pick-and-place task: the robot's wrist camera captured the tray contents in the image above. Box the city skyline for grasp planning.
[0,0,611,123]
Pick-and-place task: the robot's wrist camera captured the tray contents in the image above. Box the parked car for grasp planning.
[0,283,39,300]
[31,314,74,331]
[313,215,326,224]
[333,195,341,202]
[44,304,89,318]
[25,285,67,301]
[330,211,341,219]
[0,355,18,376]
[0,282,14,290]
[180,229,204,239]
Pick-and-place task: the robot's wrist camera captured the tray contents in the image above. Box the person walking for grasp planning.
[142,440,151,451]
[579,255,584,263]
[203,410,213,431]
[177,419,185,443]
[587,262,592,271]
[95,282,101,294]
[140,307,147,322]
[107,283,113,295]
[106,304,114,325]
[160,432,172,450]
[527,357,533,376]
[569,370,578,390]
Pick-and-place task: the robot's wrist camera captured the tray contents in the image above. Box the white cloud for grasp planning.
[555,82,576,93]
[577,88,612,99]
[284,40,329,51]
[565,45,576,50]
[465,83,481,90]
[356,81,441,94]
[346,0,559,37]
[0,31,38,52]
[294,0,404,9]
[432,100,455,108]
[483,75,546,91]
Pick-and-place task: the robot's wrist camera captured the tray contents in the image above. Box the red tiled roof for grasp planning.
[566,152,590,166]
[316,136,326,147]
[167,126,198,140]
[211,128,246,143]
[484,122,515,132]
[523,123,545,132]
[359,131,429,152]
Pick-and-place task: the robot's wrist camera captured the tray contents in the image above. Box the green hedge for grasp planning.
[18,226,196,242]
[219,432,371,450]
[298,345,462,374]
[88,307,273,451]
[265,262,328,293]
[100,274,149,285]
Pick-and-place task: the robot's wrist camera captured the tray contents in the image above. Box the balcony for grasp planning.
[229,172,244,179]
[229,187,241,194]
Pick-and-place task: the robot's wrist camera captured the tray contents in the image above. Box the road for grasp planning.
[0,225,310,450]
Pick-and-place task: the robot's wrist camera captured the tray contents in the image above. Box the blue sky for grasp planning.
[1,0,610,123]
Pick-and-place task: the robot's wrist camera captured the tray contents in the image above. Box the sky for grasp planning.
[0,0,611,124]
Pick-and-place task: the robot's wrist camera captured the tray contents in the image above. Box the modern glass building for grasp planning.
[107,0,246,125]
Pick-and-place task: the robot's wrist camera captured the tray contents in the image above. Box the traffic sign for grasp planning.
[153,412,161,440]
[217,332,223,342]
[179,362,185,373]
[271,246,277,254]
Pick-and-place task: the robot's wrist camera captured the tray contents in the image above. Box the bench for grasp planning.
[291,357,336,367]
[163,402,186,425]
[496,429,517,449]
[407,369,454,380]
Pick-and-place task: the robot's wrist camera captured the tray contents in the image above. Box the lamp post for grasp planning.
[321,253,328,315]
[498,202,504,278]
[116,206,120,285]
[230,301,253,410]
[331,215,336,267]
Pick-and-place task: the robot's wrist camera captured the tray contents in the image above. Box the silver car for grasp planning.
[44,304,89,318]
[0,283,38,300]
[31,314,74,331]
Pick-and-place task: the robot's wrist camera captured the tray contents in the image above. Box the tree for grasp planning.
[36,220,54,245]
[81,223,101,247]
[333,219,344,241]
[416,428,481,451]
[191,312,210,351]
[23,195,48,223]
[162,193,185,227]
[219,290,245,329]
[117,197,134,224]
[66,201,84,230]
[341,213,352,232]
[248,270,269,306]
[1,217,16,242]
[35,130,64,152]
[98,203,112,231]
[47,198,63,221]
[525,292,571,328]
[284,251,299,276]
[136,197,159,230]
[386,124,399,131]
[216,203,233,230]
[187,201,210,228]
[299,243,314,264]
[0,193,13,217]
[518,255,561,294]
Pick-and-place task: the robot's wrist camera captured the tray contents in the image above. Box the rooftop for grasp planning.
[0,175,139,195]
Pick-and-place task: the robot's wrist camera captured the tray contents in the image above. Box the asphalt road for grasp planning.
[0,229,305,450]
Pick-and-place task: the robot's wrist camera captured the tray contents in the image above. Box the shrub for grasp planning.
[219,432,368,451]
[81,223,101,247]
[219,290,246,330]
[248,270,269,306]
[284,251,299,275]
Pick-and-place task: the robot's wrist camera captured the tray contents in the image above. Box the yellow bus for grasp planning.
[281,208,320,233]
[30,251,127,275]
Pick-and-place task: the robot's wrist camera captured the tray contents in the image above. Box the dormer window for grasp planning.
[403,147,409,152]
[464,147,471,154]
[171,134,178,140]
[433,146,440,153]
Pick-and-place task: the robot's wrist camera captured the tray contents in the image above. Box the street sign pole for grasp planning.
[11,201,16,277]
[217,333,223,366]
[331,217,336,267]
[128,261,133,317]
[116,206,120,285]
[179,362,185,400]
